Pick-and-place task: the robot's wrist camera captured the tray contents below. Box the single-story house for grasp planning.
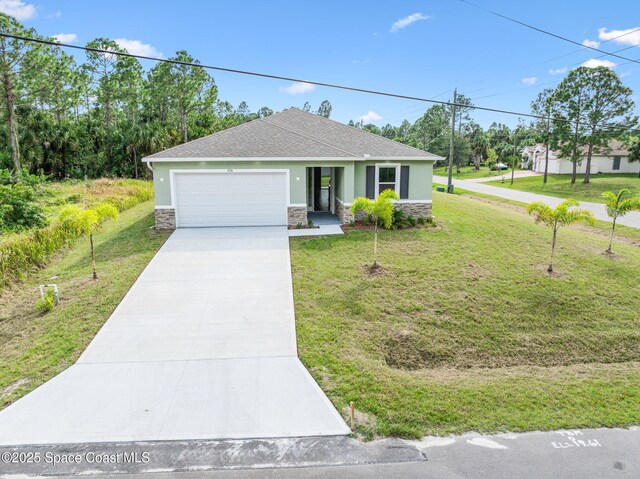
[521,140,638,175]
[142,108,443,229]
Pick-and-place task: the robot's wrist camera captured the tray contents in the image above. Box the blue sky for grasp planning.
[5,0,640,128]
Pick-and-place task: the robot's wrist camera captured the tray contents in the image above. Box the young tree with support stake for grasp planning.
[58,203,118,280]
[602,189,640,254]
[350,189,399,270]
[526,199,595,273]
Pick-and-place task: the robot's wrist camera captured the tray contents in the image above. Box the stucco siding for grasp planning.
[150,159,433,208]
[353,160,433,201]
[151,160,353,207]
[534,156,640,175]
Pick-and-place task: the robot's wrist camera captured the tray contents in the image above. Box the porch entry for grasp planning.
[307,167,336,213]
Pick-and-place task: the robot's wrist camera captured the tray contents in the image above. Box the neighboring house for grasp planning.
[521,140,638,175]
[142,108,443,229]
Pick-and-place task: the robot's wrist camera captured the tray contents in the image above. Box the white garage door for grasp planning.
[173,171,288,227]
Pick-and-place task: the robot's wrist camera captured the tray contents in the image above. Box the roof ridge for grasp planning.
[294,108,434,156]
[261,115,358,157]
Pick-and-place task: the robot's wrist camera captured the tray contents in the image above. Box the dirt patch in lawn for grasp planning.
[0,378,30,401]
[383,330,454,370]
[362,264,388,276]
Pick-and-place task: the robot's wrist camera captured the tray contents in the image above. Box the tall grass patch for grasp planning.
[0,179,154,288]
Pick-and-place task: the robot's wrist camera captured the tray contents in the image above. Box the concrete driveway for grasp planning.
[0,227,349,445]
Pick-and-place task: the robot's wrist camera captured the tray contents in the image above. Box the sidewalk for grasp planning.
[433,175,640,229]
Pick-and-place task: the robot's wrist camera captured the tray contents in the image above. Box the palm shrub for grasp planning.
[350,189,399,269]
[601,189,640,253]
[58,203,119,280]
[526,199,595,273]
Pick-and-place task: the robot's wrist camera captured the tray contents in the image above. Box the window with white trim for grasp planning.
[375,164,400,196]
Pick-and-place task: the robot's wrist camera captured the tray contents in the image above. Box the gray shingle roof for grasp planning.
[144,108,442,160]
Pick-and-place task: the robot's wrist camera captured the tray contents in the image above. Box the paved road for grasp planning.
[0,227,348,445]
[434,175,640,229]
[2,427,637,478]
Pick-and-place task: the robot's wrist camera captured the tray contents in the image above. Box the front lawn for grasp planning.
[485,173,640,203]
[0,201,170,410]
[291,191,640,438]
[433,165,512,180]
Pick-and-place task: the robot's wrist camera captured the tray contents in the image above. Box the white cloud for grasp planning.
[582,39,600,48]
[51,33,77,44]
[358,111,382,123]
[279,82,316,95]
[352,59,370,64]
[0,0,36,19]
[521,76,537,86]
[598,27,640,47]
[582,58,617,68]
[114,38,162,58]
[548,67,568,75]
[47,9,61,19]
[390,13,430,33]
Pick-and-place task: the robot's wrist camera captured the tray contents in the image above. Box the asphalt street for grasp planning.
[2,427,638,478]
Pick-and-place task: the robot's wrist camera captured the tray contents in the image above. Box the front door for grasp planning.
[310,167,333,213]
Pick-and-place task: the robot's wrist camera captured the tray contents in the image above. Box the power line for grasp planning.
[0,32,637,135]
[376,28,640,124]
[0,31,556,122]
[469,43,640,102]
[457,27,640,94]
[458,0,640,65]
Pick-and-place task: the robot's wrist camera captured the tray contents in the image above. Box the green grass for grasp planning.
[433,165,512,180]
[0,201,170,409]
[291,191,640,438]
[434,183,640,245]
[485,173,640,204]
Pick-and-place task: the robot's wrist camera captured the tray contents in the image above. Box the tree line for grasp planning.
[1,13,638,183]
[352,67,638,184]
[0,14,333,180]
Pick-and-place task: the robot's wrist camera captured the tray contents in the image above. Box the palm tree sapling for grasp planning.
[350,189,399,269]
[602,189,640,253]
[526,199,595,272]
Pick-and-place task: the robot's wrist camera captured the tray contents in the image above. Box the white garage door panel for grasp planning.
[175,172,287,227]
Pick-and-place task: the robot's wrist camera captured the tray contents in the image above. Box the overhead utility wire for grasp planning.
[371,28,640,124]
[458,26,640,94]
[0,32,560,121]
[458,0,640,65]
[0,32,638,135]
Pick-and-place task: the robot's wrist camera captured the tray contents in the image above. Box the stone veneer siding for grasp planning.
[396,202,432,219]
[155,208,176,229]
[337,201,432,224]
[288,206,307,227]
[336,200,354,224]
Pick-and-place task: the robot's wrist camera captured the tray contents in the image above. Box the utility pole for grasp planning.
[543,117,550,184]
[511,126,517,185]
[447,88,457,194]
